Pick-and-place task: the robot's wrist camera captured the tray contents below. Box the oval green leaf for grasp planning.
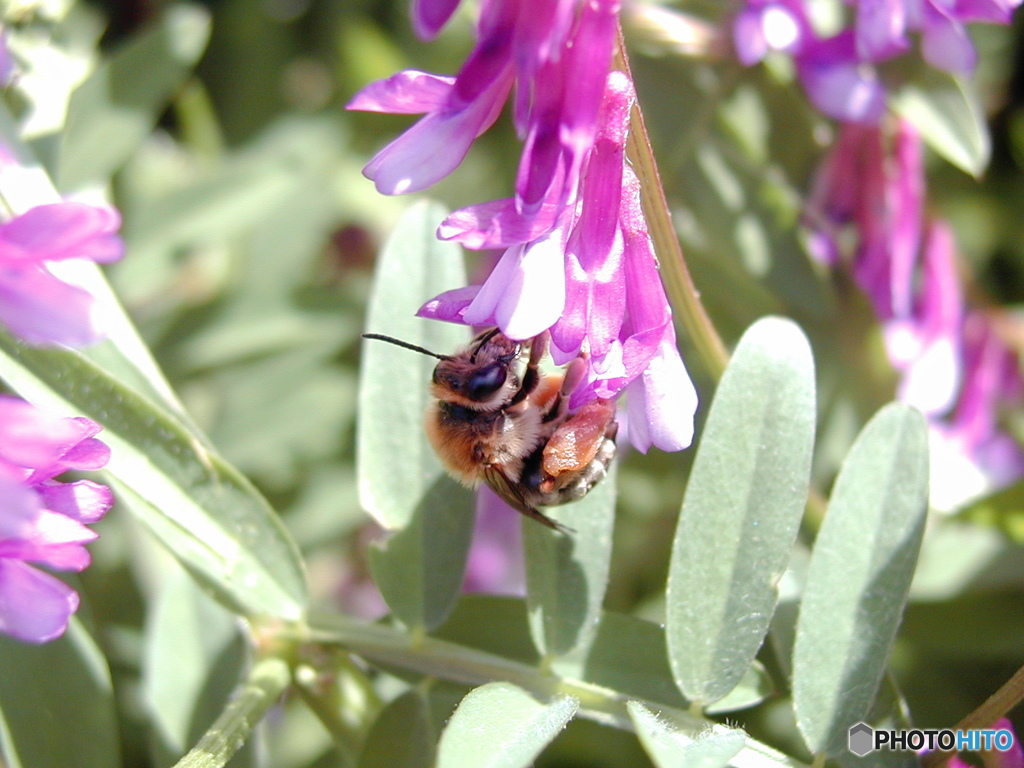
[0,619,119,768]
[436,682,578,768]
[358,690,435,768]
[890,68,990,178]
[357,200,470,530]
[142,569,251,766]
[793,403,929,757]
[628,701,746,768]
[58,4,212,191]
[369,474,475,632]
[667,316,816,705]
[523,463,617,662]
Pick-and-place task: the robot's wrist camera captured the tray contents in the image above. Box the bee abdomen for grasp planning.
[522,433,617,507]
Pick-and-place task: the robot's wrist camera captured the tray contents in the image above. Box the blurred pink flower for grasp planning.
[463,486,525,594]
[807,118,1024,500]
[0,396,113,643]
[732,0,1022,121]
[0,202,123,346]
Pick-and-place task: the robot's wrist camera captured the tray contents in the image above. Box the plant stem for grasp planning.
[301,612,806,768]
[614,27,730,381]
[174,656,291,768]
[921,663,1024,768]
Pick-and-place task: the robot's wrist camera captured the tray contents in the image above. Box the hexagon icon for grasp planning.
[848,722,875,757]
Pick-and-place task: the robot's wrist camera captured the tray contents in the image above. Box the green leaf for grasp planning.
[0,619,119,768]
[627,702,746,768]
[142,569,251,766]
[585,610,773,714]
[57,3,211,191]
[793,403,929,757]
[370,475,475,632]
[667,316,816,705]
[357,200,470,530]
[358,690,435,768]
[890,67,990,177]
[435,682,578,768]
[433,595,540,666]
[523,463,617,661]
[0,333,308,620]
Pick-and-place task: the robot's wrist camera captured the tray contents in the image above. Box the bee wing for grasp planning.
[482,464,570,533]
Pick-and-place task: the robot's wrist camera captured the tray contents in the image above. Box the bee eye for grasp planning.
[466,363,507,401]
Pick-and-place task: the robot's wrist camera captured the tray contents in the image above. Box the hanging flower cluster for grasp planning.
[349,0,697,452]
[0,129,123,641]
[0,396,113,642]
[734,0,1022,121]
[805,118,1024,504]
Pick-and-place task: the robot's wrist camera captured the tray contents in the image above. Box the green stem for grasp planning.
[300,612,806,768]
[174,656,291,768]
[615,28,730,381]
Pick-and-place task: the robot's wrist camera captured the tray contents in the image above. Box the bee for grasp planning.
[362,328,618,532]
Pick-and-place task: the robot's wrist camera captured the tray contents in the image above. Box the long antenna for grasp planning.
[362,333,448,360]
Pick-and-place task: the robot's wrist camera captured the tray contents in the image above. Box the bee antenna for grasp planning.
[362,333,448,360]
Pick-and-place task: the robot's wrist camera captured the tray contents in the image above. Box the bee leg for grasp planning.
[508,330,549,406]
[541,355,588,424]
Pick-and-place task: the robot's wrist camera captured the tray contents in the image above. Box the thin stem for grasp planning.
[921,663,1024,768]
[299,612,806,768]
[614,28,730,381]
[174,656,291,768]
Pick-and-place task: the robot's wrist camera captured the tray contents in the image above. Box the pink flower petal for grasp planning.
[625,336,698,453]
[0,398,100,470]
[417,285,482,324]
[347,70,456,114]
[362,73,511,194]
[0,203,122,263]
[38,480,113,524]
[0,559,78,643]
[0,263,105,346]
[411,0,463,39]
[463,229,567,340]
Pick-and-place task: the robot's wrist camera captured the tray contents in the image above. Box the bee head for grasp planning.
[361,329,522,411]
[431,329,521,410]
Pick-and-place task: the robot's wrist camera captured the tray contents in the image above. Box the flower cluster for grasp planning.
[806,118,1024,505]
[0,200,123,346]
[0,396,113,642]
[0,141,123,640]
[350,0,697,452]
[734,0,1022,121]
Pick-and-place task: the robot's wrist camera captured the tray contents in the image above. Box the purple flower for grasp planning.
[806,117,1024,501]
[733,0,811,65]
[932,311,1024,493]
[419,73,697,452]
[354,1,696,452]
[732,0,1022,121]
[463,486,525,594]
[350,0,620,235]
[411,0,464,40]
[0,201,123,347]
[0,396,113,643]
